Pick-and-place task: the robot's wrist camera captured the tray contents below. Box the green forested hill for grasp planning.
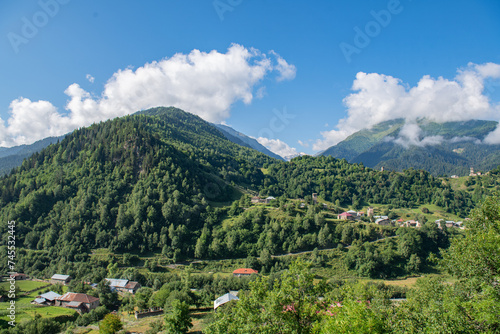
[0,108,480,281]
[0,108,276,262]
[320,119,500,176]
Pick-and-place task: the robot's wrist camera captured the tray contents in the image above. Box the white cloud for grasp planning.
[386,122,444,148]
[313,62,500,150]
[4,98,73,145]
[86,74,95,83]
[257,137,304,159]
[298,140,309,148]
[270,50,296,82]
[0,44,295,147]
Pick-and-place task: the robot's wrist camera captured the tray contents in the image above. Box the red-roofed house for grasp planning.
[55,292,100,313]
[233,268,258,277]
[337,212,355,221]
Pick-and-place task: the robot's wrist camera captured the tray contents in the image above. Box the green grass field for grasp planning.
[0,279,50,293]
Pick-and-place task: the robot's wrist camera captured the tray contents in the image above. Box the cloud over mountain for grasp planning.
[256,137,304,160]
[0,44,295,147]
[314,62,500,150]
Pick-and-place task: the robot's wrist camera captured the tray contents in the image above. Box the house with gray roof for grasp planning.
[51,274,71,285]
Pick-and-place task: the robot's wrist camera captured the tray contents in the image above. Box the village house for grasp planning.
[251,196,262,204]
[469,167,482,176]
[232,268,258,277]
[367,207,374,217]
[51,274,71,285]
[265,196,276,204]
[338,212,356,221]
[33,291,62,306]
[12,273,27,280]
[375,218,392,226]
[404,220,421,228]
[55,292,100,313]
[105,278,141,294]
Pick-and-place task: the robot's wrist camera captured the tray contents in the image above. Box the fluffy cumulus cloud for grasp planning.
[0,44,295,147]
[257,137,304,160]
[314,62,500,151]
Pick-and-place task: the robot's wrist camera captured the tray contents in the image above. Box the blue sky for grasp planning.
[1,0,500,157]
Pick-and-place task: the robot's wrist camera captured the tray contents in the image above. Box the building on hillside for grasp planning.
[105,278,141,294]
[312,193,318,204]
[55,292,100,313]
[233,268,258,277]
[338,212,356,221]
[375,218,392,226]
[404,220,421,228]
[214,293,239,310]
[12,273,27,280]
[265,196,276,204]
[251,196,263,204]
[51,274,71,285]
[451,175,459,179]
[33,291,62,306]
[469,167,482,176]
[367,207,374,217]
[445,221,456,228]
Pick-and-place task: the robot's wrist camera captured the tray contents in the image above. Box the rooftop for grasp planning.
[233,268,258,275]
[39,291,62,301]
[214,293,239,309]
[56,292,99,304]
[105,278,129,288]
[51,274,70,280]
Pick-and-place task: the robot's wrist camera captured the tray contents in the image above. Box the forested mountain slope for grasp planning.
[0,107,276,262]
[261,155,473,217]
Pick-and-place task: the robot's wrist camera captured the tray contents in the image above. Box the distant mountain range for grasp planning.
[0,136,65,175]
[2,113,500,177]
[319,119,500,176]
[212,124,284,161]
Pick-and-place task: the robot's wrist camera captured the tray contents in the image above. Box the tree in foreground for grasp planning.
[164,299,193,334]
[99,313,123,334]
[205,259,387,334]
[392,193,500,333]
